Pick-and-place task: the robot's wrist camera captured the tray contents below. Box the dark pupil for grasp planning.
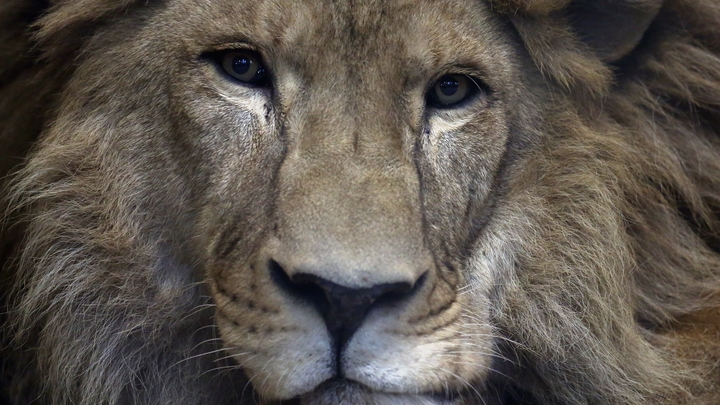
[232,56,252,75]
[438,77,459,96]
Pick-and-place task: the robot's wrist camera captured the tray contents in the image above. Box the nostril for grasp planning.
[269,259,331,314]
[268,259,420,348]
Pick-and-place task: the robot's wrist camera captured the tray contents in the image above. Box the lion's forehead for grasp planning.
[165,0,508,82]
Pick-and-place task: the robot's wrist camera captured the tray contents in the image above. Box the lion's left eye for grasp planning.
[426,74,481,108]
[218,50,269,86]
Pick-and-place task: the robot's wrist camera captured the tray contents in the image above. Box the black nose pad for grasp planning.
[269,260,415,347]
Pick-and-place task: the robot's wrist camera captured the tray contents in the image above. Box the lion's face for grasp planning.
[134,0,523,402]
[10,0,720,404]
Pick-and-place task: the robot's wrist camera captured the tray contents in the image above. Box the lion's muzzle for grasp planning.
[209,118,480,400]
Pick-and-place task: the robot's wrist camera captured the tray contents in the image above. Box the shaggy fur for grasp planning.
[1,0,720,404]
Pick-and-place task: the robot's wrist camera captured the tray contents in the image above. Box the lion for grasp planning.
[1,0,720,404]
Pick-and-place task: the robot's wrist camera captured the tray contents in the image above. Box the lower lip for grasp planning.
[286,378,460,405]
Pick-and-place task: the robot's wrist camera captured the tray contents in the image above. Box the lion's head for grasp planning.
[2,0,720,404]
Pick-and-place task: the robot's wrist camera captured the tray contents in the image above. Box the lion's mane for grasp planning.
[2,0,720,404]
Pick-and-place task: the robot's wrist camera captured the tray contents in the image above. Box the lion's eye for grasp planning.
[219,50,269,86]
[426,74,481,108]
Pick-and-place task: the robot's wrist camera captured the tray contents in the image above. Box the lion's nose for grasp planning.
[269,260,418,347]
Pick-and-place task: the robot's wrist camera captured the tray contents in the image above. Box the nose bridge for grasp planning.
[295,70,403,160]
[274,99,429,289]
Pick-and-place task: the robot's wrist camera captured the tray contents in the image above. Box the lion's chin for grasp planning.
[294,379,461,405]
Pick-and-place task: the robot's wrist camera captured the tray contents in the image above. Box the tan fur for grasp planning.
[2,0,720,404]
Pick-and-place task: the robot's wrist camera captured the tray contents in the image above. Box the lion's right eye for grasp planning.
[218,50,270,86]
[426,74,485,108]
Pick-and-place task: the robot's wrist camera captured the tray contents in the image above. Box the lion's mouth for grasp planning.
[288,378,461,405]
[270,377,539,405]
